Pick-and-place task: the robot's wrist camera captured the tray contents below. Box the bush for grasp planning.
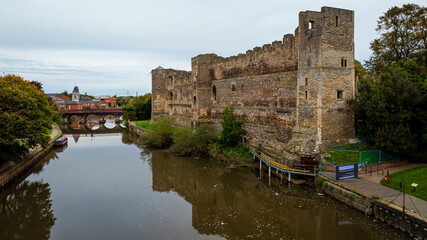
[219,105,245,148]
[315,178,325,187]
[172,126,195,156]
[193,124,218,155]
[141,116,175,148]
[172,124,218,156]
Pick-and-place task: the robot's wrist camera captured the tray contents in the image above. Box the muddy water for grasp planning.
[0,133,410,240]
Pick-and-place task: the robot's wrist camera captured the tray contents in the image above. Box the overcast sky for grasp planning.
[0,0,424,96]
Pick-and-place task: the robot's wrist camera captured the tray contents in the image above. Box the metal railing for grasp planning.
[249,146,317,176]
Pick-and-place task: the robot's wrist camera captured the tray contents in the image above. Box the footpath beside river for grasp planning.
[319,164,427,239]
[0,124,61,189]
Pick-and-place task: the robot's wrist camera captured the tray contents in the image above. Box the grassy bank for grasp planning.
[380,166,427,201]
[322,143,372,164]
[135,120,151,130]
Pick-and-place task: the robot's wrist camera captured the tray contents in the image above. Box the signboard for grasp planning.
[335,164,358,181]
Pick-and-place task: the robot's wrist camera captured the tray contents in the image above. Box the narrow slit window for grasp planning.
[337,90,343,100]
[308,21,314,30]
[307,59,311,67]
[193,96,197,105]
[231,84,236,92]
[341,58,347,68]
[305,91,308,99]
[212,85,217,101]
[335,16,339,27]
[305,78,309,86]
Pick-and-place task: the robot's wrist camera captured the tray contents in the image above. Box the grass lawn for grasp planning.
[135,120,151,130]
[380,166,427,201]
[323,143,372,164]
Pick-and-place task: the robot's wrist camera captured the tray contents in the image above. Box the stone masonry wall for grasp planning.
[151,6,355,161]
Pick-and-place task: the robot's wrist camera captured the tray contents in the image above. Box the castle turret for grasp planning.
[72,86,80,102]
[296,7,355,152]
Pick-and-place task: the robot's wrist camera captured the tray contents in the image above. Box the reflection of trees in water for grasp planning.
[32,151,59,174]
[0,180,56,240]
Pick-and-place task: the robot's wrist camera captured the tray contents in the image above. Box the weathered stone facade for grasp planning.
[152,7,355,160]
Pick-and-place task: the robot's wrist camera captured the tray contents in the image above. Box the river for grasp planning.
[0,132,410,240]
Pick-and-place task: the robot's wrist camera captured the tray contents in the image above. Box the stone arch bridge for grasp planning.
[60,109,123,123]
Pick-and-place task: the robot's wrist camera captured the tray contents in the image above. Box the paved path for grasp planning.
[338,164,427,218]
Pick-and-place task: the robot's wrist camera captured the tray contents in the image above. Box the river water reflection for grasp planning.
[0,133,410,240]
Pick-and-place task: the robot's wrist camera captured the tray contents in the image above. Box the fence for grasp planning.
[359,150,399,165]
[326,150,399,165]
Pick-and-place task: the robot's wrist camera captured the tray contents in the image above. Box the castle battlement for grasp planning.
[152,7,355,160]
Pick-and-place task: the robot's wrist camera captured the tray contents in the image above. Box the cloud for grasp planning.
[0,0,425,95]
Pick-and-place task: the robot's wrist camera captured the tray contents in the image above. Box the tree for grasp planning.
[349,64,424,153]
[61,91,71,98]
[218,105,245,148]
[0,74,56,162]
[122,93,151,123]
[366,4,426,75]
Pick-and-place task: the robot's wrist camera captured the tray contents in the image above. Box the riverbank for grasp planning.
[0,124,61,189]
[318,164,427,239]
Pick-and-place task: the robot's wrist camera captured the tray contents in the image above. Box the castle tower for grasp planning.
[72,86,80,102]
[296,7,355,152]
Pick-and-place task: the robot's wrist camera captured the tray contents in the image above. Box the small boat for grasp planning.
[54,137,68,146]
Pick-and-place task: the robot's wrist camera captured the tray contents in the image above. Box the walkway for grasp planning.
[338,164,427,218]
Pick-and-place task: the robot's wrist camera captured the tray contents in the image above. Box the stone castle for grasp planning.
[151,7,355,160]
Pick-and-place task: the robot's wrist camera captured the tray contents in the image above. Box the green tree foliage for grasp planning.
[366,4,426,75]
[60,91,71,98]
[351,4,427,160]
[141,116,175,148]
[0,74,56,162]
[122,94,151,122]
[172,124,218,156]
[350,64,425,153]
[122,105,137,121]
[218,105,245,148]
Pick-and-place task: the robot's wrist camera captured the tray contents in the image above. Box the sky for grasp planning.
[0,0,424,96]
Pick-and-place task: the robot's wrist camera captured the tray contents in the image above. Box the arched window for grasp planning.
[168,91,173,100]
[212,85,217,100]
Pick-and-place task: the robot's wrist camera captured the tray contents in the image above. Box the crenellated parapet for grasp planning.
[151,6,355,160]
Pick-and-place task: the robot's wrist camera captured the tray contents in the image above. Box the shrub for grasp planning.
[219,105,245,148]
[192,124,218,155]
[315,178,325,187]
[372,195,380,199]
[172,126,194,156]
[141,116,175,148]
[172,124,218,156]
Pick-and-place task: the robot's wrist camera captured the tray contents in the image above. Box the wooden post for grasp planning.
[403,185,406,214]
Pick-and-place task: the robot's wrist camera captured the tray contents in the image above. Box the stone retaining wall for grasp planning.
[319,176,427,239]
[0,138,59,189]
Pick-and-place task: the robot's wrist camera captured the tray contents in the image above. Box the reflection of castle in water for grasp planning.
[150,150,380,239]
